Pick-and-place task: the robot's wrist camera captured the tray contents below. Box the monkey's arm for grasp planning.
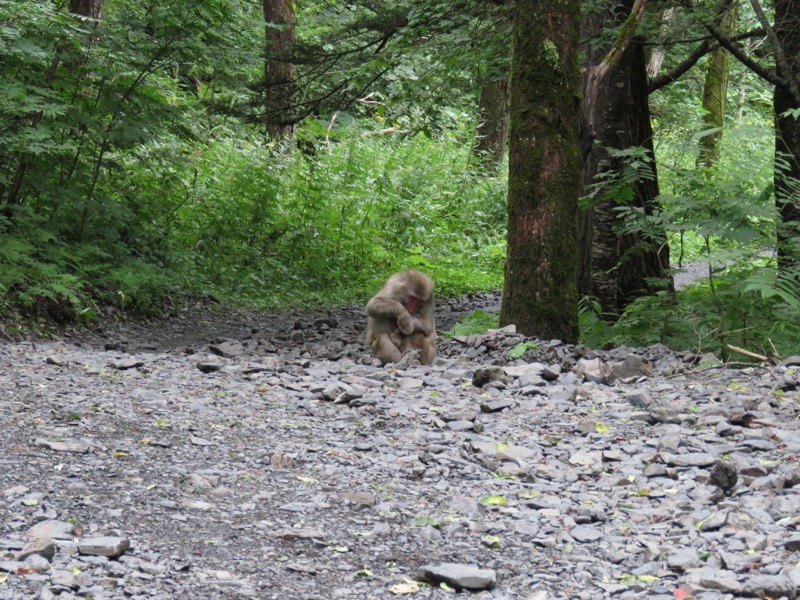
[366,297,414,335]
[409,304,435,336]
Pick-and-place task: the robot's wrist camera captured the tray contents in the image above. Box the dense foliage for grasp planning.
[0,0,505,326]
[1,0,799,358]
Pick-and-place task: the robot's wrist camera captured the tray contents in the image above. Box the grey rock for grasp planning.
[576,358,613,384]
[25,520,75,541]
[208,340,245,358]
[570,525,603,542]
[109,357,144,370]
[696,511,728,531]
[34,438,91,453]
[741,574,796,599]
[19,539,56,562]
[196,356,223,372]
[480,399,514,413]
[667,547,699,572]
[76,536,131,558]
[417,563,496,591]
[660,451,716,468]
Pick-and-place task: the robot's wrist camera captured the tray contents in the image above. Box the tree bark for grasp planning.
[474,75,510,171]
[773,0,800,270]
[69,0,103,22]
[581,38,671,314]
[646,7,675,79]
[500,0,582,342]
[579,0,671,317]
[263,0,296,141]
[697,1,737,168]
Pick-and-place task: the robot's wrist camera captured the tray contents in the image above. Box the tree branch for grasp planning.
[649,38,710,92]
[582,0,648,155]
[589,0,648,85]
[705,22,788,90]
[649,29,764,92]
[749,0,800,102]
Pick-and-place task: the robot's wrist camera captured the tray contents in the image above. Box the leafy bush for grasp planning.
[580,110,800,357]
[117,121,507,309]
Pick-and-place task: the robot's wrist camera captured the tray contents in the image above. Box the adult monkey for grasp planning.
[365,270,436,365]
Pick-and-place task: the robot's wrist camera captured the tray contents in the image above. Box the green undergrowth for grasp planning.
[0,121,507,324]
[605,267,800,360]
[578,117,800,359]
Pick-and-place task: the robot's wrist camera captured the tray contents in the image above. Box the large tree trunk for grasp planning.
[500,0,582,342]
[474,75,510,172]
[579,1,672,316]
[774,0,800,270]
[263,0,296,141]
[697,1,737,168]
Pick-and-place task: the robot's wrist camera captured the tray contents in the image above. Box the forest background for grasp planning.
[1,0,799,359]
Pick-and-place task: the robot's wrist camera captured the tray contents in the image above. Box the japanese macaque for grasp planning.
[365,270,436,365]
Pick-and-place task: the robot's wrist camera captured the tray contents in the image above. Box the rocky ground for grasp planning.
[1,292,799,600]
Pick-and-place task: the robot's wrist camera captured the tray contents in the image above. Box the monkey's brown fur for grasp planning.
[365,270,436,365]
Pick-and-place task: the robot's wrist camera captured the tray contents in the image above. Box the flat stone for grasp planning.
[480,399,514,413]
[576,358,613,384]
[34,438,90,453]
[417,563,496,591]
[667,547,699,572]
[741,574,796,599]
[45,354,69,367]
[25,520,75,541]
[109,357,144,370]
[208,341,245,358]
[570,525,604,542]
[76,536,131,558]
[503,363,546,377]
[338,492,375,507]
[660,452,716,468]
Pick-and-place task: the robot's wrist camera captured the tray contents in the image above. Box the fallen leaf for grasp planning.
[389,583,420,594]
[479,495,507,506]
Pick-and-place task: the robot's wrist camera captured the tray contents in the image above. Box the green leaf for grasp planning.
[595,422,610,434]
[507,341,539,358]
[478,495,507,506]
[411,515,442,527]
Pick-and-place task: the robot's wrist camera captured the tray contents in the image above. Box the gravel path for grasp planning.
[1,297,799,600]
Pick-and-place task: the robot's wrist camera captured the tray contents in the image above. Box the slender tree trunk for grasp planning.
[263,0,296,141]
[500,0,582,342]
[69,0,103,23]
[646,7,675,78]
[774,0,800,270]
[474,75,510,171]
[697,1,737,168]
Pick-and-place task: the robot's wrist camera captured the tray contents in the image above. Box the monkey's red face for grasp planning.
[405,294,420,314]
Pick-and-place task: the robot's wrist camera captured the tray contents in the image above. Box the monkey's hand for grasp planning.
[411,318,432,335]
[397,312,415,336]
